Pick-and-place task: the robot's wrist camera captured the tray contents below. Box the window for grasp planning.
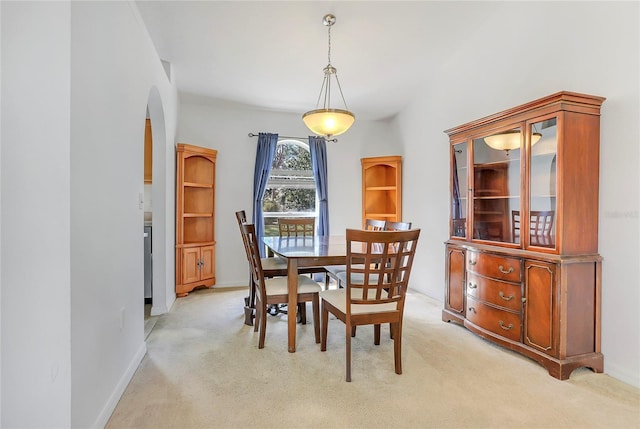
[263,140,317,236]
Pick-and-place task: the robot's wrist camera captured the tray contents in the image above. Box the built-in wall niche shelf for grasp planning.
[361,156,402,227]
[176,143,217,297]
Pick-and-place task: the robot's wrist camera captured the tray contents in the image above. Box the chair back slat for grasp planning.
[241,223,267,302]
[384,221,412,231]
[364,219,386,231]
[345,229,420,311]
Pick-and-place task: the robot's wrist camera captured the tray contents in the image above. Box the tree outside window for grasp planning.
[263,140,317,236]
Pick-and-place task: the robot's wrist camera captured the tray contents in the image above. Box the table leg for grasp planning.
[287,258,298,353]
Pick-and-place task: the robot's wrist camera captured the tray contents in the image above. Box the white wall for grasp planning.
[69,2,178,427]
[1,2,72,426]
[177,95,401,287]
[395,2,639,387]
[1,1,178,427]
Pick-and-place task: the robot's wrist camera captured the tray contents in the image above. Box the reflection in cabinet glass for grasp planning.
[528,117,557,248]
[451,143,467,238]
[443,91,605,380]
[472,130,521,244]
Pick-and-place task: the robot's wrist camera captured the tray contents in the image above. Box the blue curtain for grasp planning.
[252,132,277,256]
[309,136,329,236]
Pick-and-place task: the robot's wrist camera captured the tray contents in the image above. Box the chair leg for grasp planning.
[312,294,320,344]
[320,301,329,351]
[351,326,356,337]
[299,302,307,324]
[346,324,352,382]
[258,304,267,349]
[393,322,402,375]
[243,275,256,326]
[253,304,260,333]
[374,324,381,345]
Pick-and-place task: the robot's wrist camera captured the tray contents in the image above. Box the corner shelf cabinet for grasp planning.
[176,143,217,297]
[144,118,152,184]
[442,91,605,380]
[361,156,402,228]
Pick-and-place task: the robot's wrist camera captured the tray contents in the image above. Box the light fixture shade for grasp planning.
[302,108,355,137]
[531,132,542,145]
[303,14,355,138]
[484,130,542,151]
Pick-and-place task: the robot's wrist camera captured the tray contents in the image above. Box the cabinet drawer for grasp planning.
[466,273,522,312]
[467,251,521,282]
[466,296,522,342]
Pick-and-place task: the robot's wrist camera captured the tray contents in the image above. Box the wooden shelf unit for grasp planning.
[144,118,152,184]
[361,156,402,227]
[443,91,605,380]
[176,143,217,297]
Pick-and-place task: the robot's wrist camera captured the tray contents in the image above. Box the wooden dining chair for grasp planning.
[343,220,414,338]
[320,228,421,381]
[324,219,387,288]
[277,217,316,237]
[242,222,321,348]
[235,210,287,326]
[277,216,328,285]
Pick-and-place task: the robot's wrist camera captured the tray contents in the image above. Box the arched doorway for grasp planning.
[145,87,171,319]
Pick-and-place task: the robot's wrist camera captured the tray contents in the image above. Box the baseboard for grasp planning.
[213,281,250,288]
[91,341,147,429]
[150,303,168,316]
[603,361,640,389]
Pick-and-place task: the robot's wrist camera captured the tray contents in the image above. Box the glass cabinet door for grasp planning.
[528,117,557,248]
[472,129,521,244]
[451,142,467,238]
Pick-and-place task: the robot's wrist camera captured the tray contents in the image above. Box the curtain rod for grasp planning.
[247,132,337,143]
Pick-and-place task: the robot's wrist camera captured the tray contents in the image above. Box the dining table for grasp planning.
[263,235,347,353]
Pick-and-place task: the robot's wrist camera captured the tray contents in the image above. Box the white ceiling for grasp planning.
[135,1,503,121]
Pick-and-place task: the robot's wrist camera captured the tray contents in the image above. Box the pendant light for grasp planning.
[302,14,355,138]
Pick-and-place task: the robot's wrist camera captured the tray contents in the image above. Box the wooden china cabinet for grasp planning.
[442,91,605,380]
[176,143,217,297]
[361,156,402,228]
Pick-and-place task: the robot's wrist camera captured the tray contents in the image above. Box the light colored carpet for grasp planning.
[107,287,639,429]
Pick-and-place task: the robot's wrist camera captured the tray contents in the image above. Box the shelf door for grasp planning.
[472,130,521,244]
[451,142,467,238]
[182,247,201,284]
[200,245,215,280]
[524,260,557,357]
[527,117,557,249]
[444,245,466,315]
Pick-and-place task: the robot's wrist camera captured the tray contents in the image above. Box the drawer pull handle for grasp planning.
[498,320,513,330]
[498,265,514,275]
[468,306,477,314]
[468,260,477,266]
[498,291,514,301]
[468,282,477,289]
